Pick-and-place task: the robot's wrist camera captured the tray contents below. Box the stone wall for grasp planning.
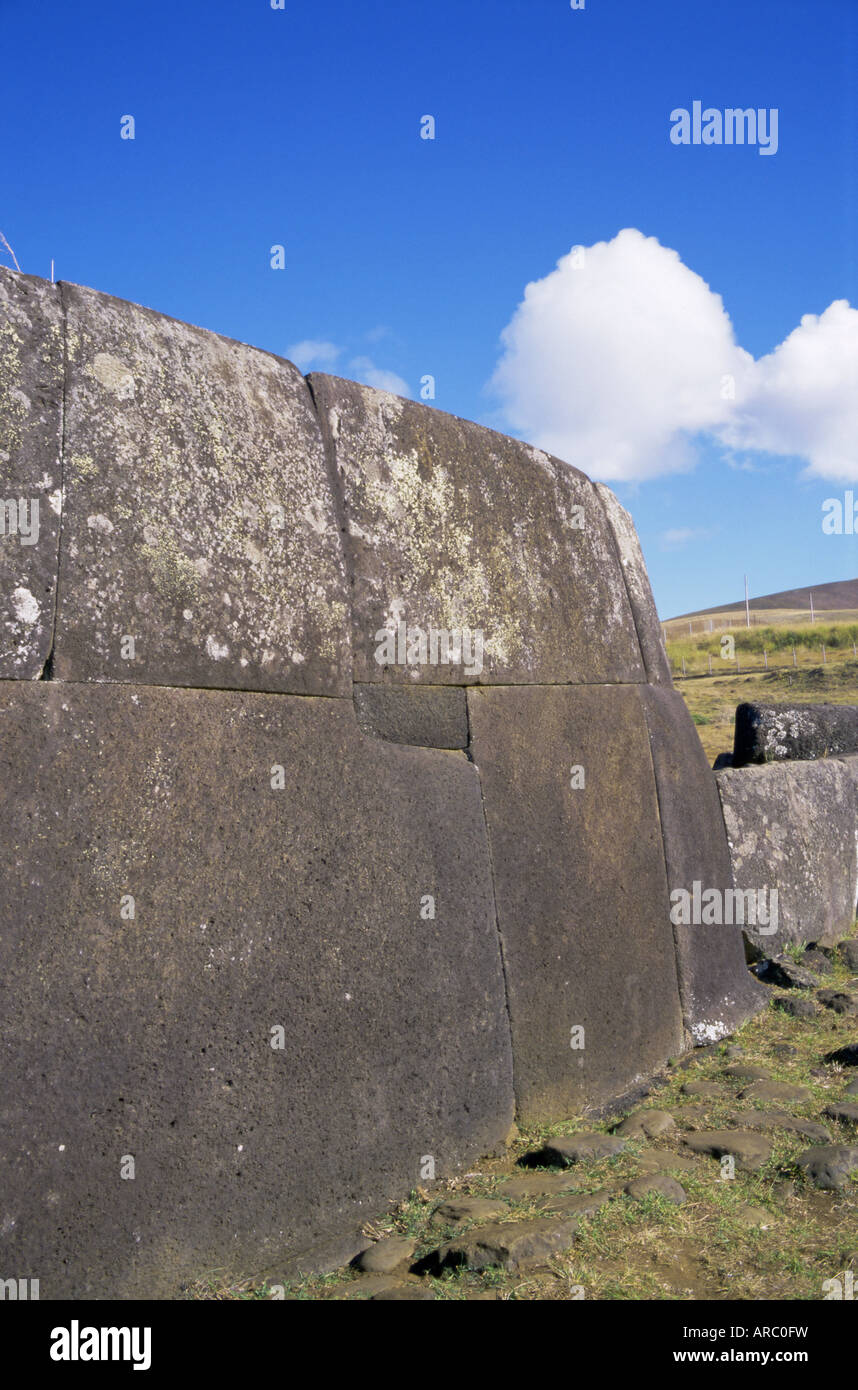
[0,268,761,1297]
[717,756,858,956]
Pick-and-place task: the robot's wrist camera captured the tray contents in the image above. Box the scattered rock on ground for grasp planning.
[673,1105,712,1129]
[795,1144,858,1190]
[840,940,858,971]
[354,1235,417,1274]
[430,1198,510,1226]
[845,1079,858,1096]
[726,1110,831,1143]
[739,1079,813,1105]
[624,1174,687,1205]
[528,1133,626,1166]
[636,1148,700,1173]
[822,1102,858,1127]
[753,957,819,990]
[723,1063,773,1082]
[770,1043,800,1058]
[801,949,833,975]
[773,995,817,1019]
[816,990,858,1016]
[681,1079,727,1099]
[434,1217,578,1272]
[613,1109,676,1139]
[682,1129,773,1171]
[809,935,843,959]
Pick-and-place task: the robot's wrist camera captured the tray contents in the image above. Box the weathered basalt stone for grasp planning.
[595,484,672,685]
[435,1216,578,1271]
[53,283,351,693]
[0,268,63,677]
[353,684,468,748]
[0,681,513,1298]
[734,701,858,766]
[468,683,684,1122]
[528,1133,627,1166]
[640,685,766,1042]
[716,759,858,953]
[796,1144,858,1190]
[307,373,644,686]
[681,1129,773,1171]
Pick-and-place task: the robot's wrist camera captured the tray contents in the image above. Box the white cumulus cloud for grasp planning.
[349,356,410,398]
[725,300,858,482]
[490,228,857,483]
[286,340,342,371]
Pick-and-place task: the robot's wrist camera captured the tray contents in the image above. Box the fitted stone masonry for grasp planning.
[0,266,763,1297]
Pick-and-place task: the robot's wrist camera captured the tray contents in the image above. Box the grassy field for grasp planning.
[665,613,858,765]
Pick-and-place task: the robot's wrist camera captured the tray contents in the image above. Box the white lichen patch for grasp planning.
[11,586,40,625]
[88,353,136,400]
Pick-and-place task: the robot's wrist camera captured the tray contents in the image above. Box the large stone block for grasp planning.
[596,484,672,685]
[0,682,513,1298]
[716,758,858,954]
[467,685,684,1122]
[52,283,351,694]
[307,374,644,686]
[734,701,858,766]
[0,268,63,677]
[640,687,766,1042]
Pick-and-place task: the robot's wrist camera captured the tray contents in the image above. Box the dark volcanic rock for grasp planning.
[0,268,64,678]
[54,282,352,694]
[623,1174,687,1205]
[353,684,468,748]
[822,1103,858,1127]
[795,1144,858,1190]
[753,957,819,990]
[308,372,644,687]
[612,1109,676,1140]
[682,1130,773,1171]
[0,681,514,1298]
[816,990,858,1016]
[468,683,684,1123]
[717,760,858,952]
[639,685,766,1043]
[529,1133,627,1166]
[773,994,818,1020]
[726,1111,832,1144]
[435,1217,578,1272]
[733,702,858,766]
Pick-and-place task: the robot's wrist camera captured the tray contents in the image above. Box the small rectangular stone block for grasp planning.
[52,283,351,694]
[354,684,468,747]
[0,682,514,1297]
[467,684,684,1122]
[0,268,63,677]
[308,374,644,686]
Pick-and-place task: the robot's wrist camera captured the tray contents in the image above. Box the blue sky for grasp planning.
[2,0,856,618]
